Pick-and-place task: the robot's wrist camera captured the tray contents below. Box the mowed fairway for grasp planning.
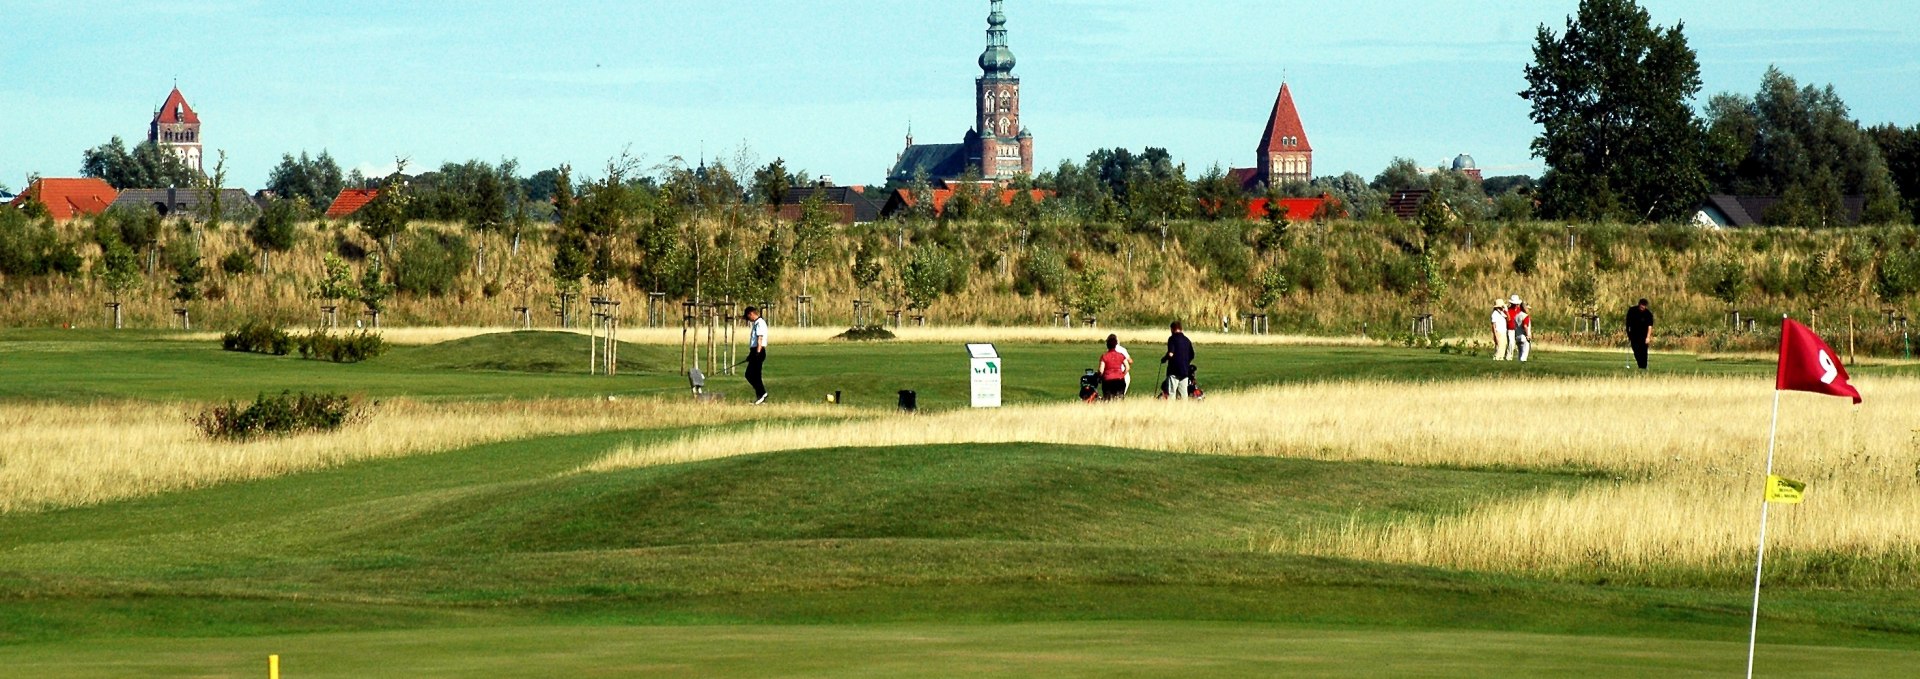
[1,329,1916,677]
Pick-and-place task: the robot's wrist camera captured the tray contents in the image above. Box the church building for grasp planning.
[1230,83,1313,192]
[889,0,1035,184]
[148,87,203,173]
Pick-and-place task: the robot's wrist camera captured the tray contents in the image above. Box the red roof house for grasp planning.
[10,178,119,221]
[881,187,1052,218]
[325,189,380,219]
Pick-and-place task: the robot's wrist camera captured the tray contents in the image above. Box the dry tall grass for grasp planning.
[587,375,1920,584]
[174,325,1383,347]
[12,216,1916,356]
[0,398,842,513]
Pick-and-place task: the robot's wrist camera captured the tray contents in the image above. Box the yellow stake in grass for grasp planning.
[269,654,279,679]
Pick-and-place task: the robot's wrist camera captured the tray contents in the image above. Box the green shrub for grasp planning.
[1648,223,1699,253]
[1381,253,1420,295]
[219,250,255,275]
[296,329,387,363]
[222,321,292,355]
[1511,242,1540,275]
[1013,247,1068,298]
[193,391,362,441]
[392,230,472,297]
[1333,253,1379,294]
[833,325,897,342]
[1186,221,1251,283]
[1283,246,1328,294]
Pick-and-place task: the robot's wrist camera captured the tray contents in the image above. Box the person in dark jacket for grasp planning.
[1161,321,1196,401]
[1625,298,1655,370]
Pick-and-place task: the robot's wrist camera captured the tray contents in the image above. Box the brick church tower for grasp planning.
[1255,83,1312,187]
[148,87,203,173]
[968,0,1033,181]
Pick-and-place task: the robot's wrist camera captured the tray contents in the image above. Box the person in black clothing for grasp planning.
[1161,321,1196,401]
[1625,298,1655,370]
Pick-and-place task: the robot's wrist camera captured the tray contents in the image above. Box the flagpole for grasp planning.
[1744,388,1781,679]
[1746,314,1788,679]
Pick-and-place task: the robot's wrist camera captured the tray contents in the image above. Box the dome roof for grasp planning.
[1452,154,1476,171]
[979,46,1016,74]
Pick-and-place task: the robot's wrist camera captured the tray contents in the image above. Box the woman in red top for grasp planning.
[1097,334,1128,400]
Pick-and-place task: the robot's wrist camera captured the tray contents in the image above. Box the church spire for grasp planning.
[979,0,1016,77]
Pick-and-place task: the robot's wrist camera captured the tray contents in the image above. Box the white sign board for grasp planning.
[967,343,1001,408]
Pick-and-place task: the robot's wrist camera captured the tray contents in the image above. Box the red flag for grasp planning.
[1776,318,1862,403]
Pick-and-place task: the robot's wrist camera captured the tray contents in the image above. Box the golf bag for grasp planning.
[1157,364,1205,400]
[1079,369,1100,402]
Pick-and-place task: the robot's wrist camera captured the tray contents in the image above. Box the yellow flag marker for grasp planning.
[269,654,279,679]
[1765,475,1806,504]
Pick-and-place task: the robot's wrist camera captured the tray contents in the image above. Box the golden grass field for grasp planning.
[0,399,842,513]
[587,375,1920,585]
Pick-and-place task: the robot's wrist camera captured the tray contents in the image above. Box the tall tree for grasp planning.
[248,198,303,273]
[1707,68,1905,225]
[266,151,346,211]
[81,137,200,190]
[1522,0,1708,222]
[1869,124,1920,223]
[752,159,793,209]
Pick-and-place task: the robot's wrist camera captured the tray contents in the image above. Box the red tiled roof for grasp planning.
[1244,196,1341,222]
[10,178,119,221]
[1257,83,1311,154]
[325,189,379,219]
[891,188,1052,216]
[152,88,200,125]
[1228,167,1262,191]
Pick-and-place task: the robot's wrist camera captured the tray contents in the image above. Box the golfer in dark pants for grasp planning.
[1626,298,1654,370]
[744,306,769,403]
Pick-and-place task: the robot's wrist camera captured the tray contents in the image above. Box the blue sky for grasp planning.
[4,0,1916,190]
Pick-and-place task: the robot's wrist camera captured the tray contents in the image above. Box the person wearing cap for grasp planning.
[1504,294,1524,361]
[1490,299,1511,361]
[743,306,769,404]
[1514,302,1534,362]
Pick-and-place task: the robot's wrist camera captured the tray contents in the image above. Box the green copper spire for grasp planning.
[979,0,1016,77]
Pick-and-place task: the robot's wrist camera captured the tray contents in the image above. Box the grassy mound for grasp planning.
[364,443,1580,554]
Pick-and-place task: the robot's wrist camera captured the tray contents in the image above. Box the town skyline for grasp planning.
[5,0,1917,189]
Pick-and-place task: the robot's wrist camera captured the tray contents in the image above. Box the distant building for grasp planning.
[9,178,118,221]
[148,88,203,173]
[325,188,380,219]
[880,185,1050,219]
[888,0,1035,184]
[777,186,883,225]
[1229,83,1314,192]
[1384,189,1433,222]
[1693,194,1868,229]
[110,187,259,221]
[1451,154,1483,182]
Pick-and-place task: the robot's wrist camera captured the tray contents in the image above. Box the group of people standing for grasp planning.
[1486,296,1658,369]
[1094,321,1197,401]
[1491,295,1534,362]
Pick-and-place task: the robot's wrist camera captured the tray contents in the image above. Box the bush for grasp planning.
[1014,248,1068,298]
[1186,221,1252,283]
[1648,223,1699,253]
[393,230,473,297]
[296,329,387,363]
[1283,246,1328,294]
[220,250,255,275]
[193,391,362,441]
[1511,243,1540,275]
[833,325,897,342]
[222,321,292,355]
